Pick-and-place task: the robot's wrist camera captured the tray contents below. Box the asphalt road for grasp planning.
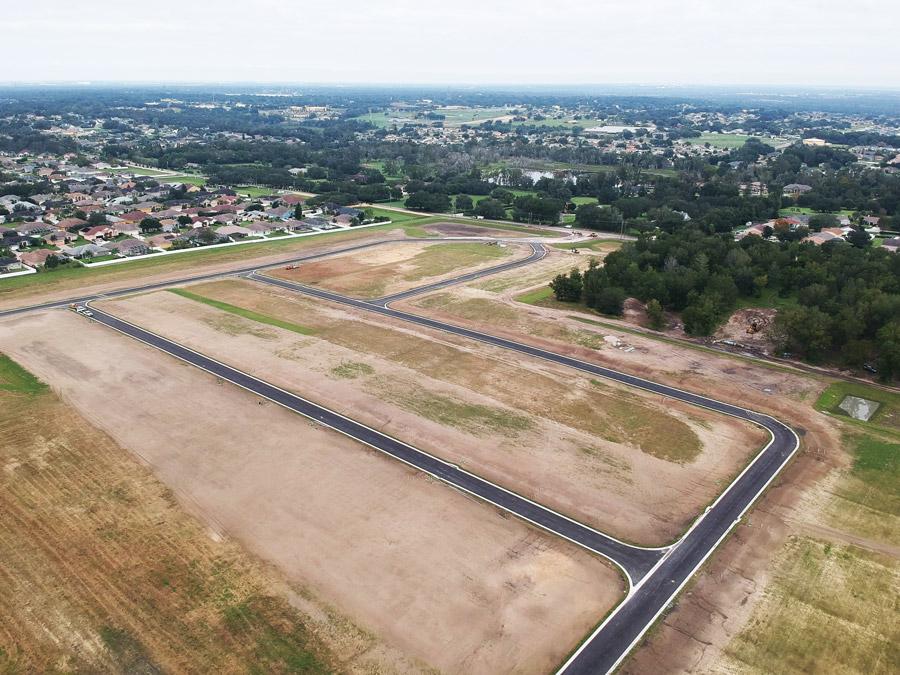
[82,304,663,583]
[370,242,547,306]
[0,236,539,319]
[7,233,800,674]
[247,271,800,675]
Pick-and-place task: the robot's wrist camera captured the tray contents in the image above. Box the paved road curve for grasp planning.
[0,236,544,319]
[82,304,663,583]
[247,272,800,675]
[369,242,547,306]
[6,232,799,673]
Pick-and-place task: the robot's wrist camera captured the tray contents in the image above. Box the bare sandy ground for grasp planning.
[0,310,622,675]
[419,255,859,674]
[98,283,766,546]
[268,240,528,299]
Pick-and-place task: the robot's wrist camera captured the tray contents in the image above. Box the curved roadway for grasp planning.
[4,234,800,674]
[246,271,800,675]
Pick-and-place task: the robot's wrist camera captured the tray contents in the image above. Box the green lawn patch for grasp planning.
[815,381,900,437]
[168,289,315,336]
[0,353,48,395]
[735,287,799,311]
[570,196,599,206]
[237,186,278,198]
[516,286,554,305]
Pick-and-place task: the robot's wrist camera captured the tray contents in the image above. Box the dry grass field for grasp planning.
[0,311,623,674]
[268,240,524,299]
[0,353,339,674]
[97,280,767,545]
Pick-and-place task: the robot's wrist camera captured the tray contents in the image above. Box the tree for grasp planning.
[139,217,161,233]
[646,299,665,330]
[575,204,624,232]
[512,195,564,224]
[681,294,721,335]
[595,286,626,315]
[549,268,583,302]
[87,211,108,227]
[293,203,303,220]
[406,191,450,212]
[454,194,473,213]
[177,214,193,226]
[44,253,60,269]
[875,320,900,381]
[846,227,871,248]
[774,306,833,361]
[490,188,514,205]
[808,213,839,231]
[196,228,217,245]
[474,198,507,220]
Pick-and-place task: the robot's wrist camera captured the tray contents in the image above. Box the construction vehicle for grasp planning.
[746,315,770,334]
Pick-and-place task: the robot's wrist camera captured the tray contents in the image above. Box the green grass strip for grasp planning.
[815,381,900,439]
[168,288,316,335]
[0,353,48,395]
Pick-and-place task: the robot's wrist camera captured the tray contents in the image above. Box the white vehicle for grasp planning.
[83,310,94,317]
[74,305,85,313]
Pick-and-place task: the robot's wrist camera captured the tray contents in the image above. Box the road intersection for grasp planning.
[3,235,800,673]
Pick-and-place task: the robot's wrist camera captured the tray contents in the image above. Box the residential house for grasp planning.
[119,210,149,223]
[216,225,253,239]
[55,217,88,231]
[83,225,116,241]
[882,237,900,253]
[0,256,23,272]
[15,222,54,237]
[17,249,55,267]
[246,222,275,235]
[42,230,76,246]
[60,243,106,259]
[803,229,845,246]
[783,183,813,197]
[146,233,177,249]
[104,238,149,257]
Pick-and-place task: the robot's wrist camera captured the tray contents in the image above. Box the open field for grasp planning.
[449,245,898,674]
[683,133,784,149]
[0,353,340,673]
[628,417,899,675]
[103,165,170,176]
[0,310,623,674]
[722,536,898,673]
[269,240,524,299]
[98,280,767,545]
[815,381,900,436]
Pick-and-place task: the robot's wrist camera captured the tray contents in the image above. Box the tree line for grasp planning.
[549,227,900,379]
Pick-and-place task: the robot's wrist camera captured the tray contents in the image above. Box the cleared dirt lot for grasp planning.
[440,253,898,674]
[268,240,526,299]
[99,281,767,545]
[0,310,622,674]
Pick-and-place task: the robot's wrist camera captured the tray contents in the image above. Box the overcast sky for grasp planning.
[6,1,899,88]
